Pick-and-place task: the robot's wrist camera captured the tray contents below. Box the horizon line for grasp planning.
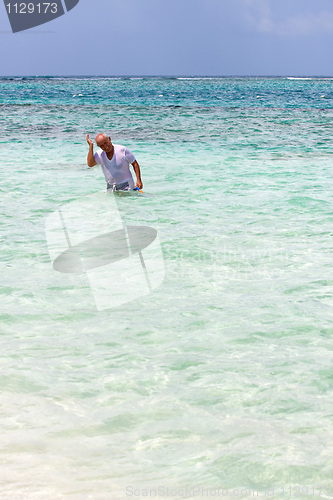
[1,74,333,79]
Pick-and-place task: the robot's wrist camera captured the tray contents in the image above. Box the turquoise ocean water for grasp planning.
[0,77,333,499]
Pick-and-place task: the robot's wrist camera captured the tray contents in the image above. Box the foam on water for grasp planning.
[0,77,332,499]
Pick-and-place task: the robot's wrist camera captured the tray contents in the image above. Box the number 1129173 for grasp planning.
[6,3,58,14]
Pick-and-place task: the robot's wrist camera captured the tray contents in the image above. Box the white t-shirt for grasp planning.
[94,144,136,188]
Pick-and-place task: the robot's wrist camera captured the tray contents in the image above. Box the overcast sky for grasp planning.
[1,0,333,76]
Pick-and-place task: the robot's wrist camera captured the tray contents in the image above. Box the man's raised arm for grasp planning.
[86,134,97,167]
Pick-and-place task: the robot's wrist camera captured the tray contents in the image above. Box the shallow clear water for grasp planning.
[0,77,333,499]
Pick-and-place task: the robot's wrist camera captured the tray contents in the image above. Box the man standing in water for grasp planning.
[86,133,143,191]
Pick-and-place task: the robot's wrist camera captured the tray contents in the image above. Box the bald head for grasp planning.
[95,133,113,154]
[96,133,109,142]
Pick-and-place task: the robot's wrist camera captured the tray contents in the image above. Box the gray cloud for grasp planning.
[278,11,333,36]
[240,0,333,36]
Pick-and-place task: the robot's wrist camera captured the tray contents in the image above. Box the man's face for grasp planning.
[96,136,113,153]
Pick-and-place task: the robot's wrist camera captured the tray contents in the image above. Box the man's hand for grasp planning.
[86,134,94,147]
[86,134,97,167]
[135,180,143,190]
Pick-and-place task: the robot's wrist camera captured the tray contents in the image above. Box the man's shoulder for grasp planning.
[94,148,104,158]
[93,149,105,166]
